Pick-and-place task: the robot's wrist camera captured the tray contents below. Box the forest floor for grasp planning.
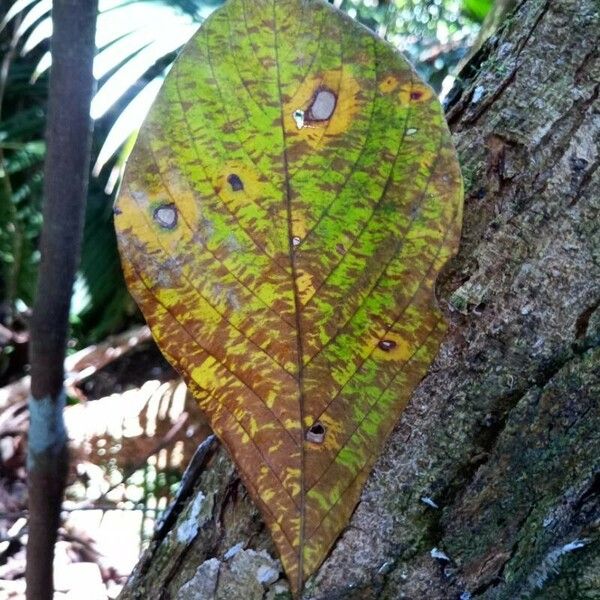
[0,327,209,599]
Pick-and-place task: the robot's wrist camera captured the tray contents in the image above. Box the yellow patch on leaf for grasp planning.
[284,69,361,148]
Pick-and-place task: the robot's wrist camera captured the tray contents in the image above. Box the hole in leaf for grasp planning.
[153,203,178,229]
[293,109,305,129]
[410,90,423,101]
[307,87,337,122]
[227,174,244,192]
[113,206,122,216]
[406,128,417,136]
[378,339,397,352]
[306,422,326,444]
[292,236,301,247]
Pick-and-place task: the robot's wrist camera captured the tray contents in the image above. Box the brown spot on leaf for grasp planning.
[227,174,244,192]
[378,339,397,352]
[306,422,326,444]
[153,203,178,229]
[307,87,337,122]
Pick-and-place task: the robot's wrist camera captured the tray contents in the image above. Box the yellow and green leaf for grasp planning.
[114,0,463,595]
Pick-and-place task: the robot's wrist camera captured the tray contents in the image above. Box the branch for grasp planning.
[26,2,98,599]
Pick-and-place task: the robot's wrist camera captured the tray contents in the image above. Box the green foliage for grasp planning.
[70,181,139,342]
[0,53,47,314]
[336,0,491,90]
[463,0,494,22]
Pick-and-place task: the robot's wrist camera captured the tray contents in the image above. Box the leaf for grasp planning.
[114,0,463,594]
[462,0,494,23]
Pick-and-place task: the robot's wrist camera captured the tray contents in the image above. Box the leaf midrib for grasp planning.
[271,1,308,590]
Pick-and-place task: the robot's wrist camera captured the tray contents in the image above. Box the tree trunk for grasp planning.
[119,0,599,598]
[26,2,98,599]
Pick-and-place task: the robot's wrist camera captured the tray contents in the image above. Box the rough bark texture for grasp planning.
[26,2,98,599]
[119,0,599,598]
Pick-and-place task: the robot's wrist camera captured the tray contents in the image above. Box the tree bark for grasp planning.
[119,0,600,598]
[26,2,98,599]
